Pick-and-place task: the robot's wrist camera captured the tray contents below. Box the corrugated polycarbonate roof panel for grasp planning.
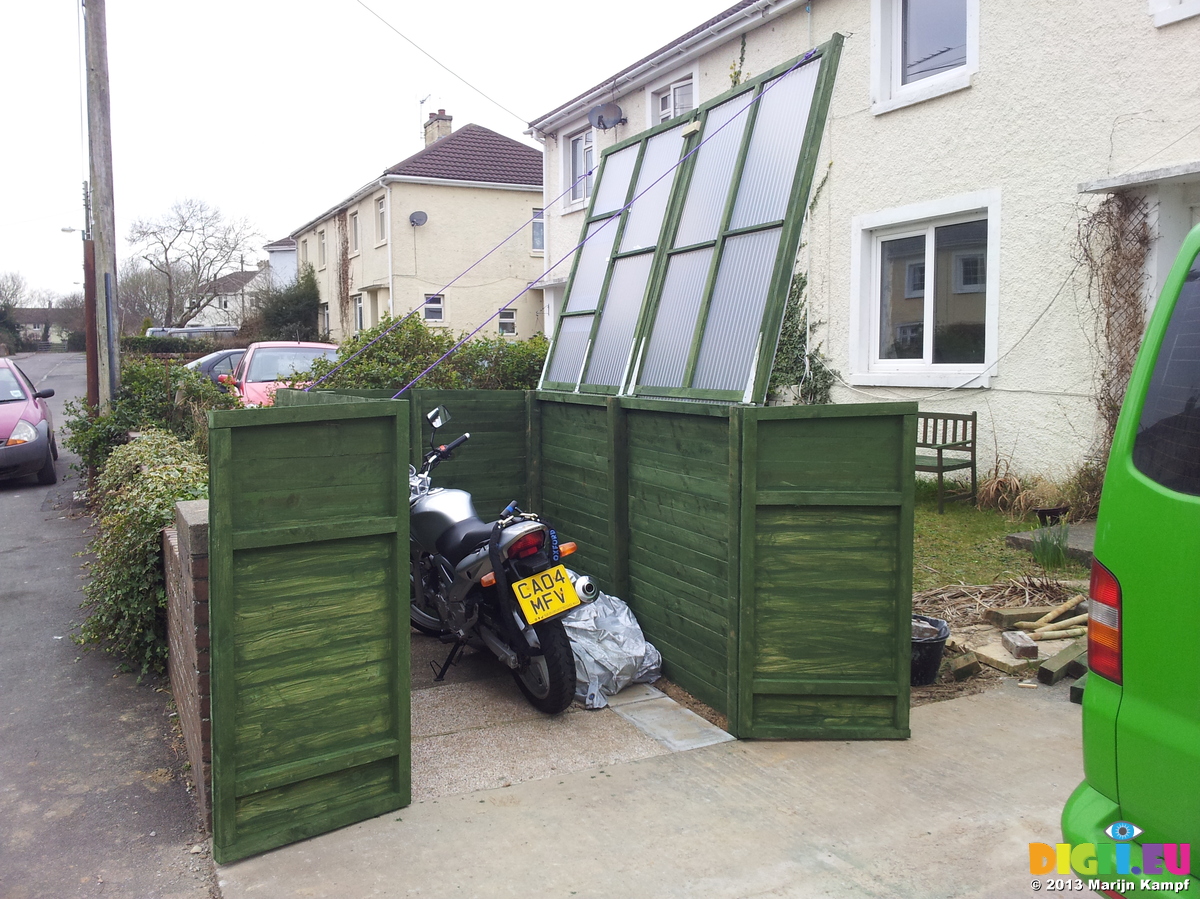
[674,95,751,248]
[544,314,594,385]
[539,37,841,402]
[563,219,619,314]
[585,252,655,387]
[729,63,820,230]
[639,247,713,388]
[692,227,782,393]
[620,125,685,253]
[591,145,639,216]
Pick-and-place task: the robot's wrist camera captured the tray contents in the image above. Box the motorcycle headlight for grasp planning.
[5,419,38,446]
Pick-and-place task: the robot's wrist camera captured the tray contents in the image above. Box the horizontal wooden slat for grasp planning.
[236,738,402,796]
[754,490,903,507]
[749,678,901,696]
[232,517,399,550]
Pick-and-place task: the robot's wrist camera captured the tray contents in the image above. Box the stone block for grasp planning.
[1002,630,1038,659]
[175,499,209,558]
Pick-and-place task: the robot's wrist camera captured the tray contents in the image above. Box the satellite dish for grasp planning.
[587,102,626,131]
[409,211,428,227]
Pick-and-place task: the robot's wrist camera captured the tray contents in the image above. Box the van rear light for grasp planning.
[1088,560,1122,685]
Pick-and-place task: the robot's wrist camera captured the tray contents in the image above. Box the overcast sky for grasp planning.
[0,0,737,298]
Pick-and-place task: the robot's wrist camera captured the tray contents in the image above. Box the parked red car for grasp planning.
[219,341,338,407]
[0,358,57,484]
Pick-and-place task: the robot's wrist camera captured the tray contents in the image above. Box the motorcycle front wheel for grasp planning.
[511,619,576,715]
[410,566,448,637]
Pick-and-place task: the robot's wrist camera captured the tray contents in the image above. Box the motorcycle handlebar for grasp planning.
[441,432,470,454]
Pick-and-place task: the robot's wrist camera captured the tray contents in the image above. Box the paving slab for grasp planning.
[610,695,736,751]
[1005,519,1096,566]
[217,679,1083,899]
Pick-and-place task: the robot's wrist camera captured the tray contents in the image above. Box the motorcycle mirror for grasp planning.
[426,405,450,431]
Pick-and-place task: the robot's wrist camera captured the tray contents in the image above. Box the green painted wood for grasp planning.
[736,405,915,740]
[209,398,409,864]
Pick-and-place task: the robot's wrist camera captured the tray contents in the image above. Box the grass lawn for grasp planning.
[912,480,1090,592]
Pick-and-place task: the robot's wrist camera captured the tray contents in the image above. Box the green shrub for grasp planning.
[66,330,86,351]
[76,430,208,674]
[121,335,215,355]
[307,315,548,391]
[64,356,240,469]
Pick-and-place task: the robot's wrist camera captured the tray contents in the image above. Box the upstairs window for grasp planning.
[872,0,978,115]
[350,212,360,252]
[568,130,594,206]
[424,294,444,322]
[318,229,327,268]
[655,77,694,123]
[499,309,516,335]
[532,208,544,252]
[376,196,387,242]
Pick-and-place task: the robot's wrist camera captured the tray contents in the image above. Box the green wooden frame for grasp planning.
[540,35,843,405]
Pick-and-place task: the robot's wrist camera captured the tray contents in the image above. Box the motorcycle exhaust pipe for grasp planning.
[573,575,599,603]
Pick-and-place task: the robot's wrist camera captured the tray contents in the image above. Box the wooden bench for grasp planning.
[916,411,977,514]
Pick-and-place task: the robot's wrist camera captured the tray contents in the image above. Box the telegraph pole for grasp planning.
[83,0,120,405]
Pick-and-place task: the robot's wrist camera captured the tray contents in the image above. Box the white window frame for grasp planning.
[353,294,364,333]
[953,250,986,293]
[647,72,696,126]
[317,229,327,269]
[300,238,308,265]
[350,211,360,253]
[870,0,979,116]
[376,196,387,244]
[498,308,516,335]
[1150,0,1200,25]
[424,293,444,322]
[563,128,594,212]
[532,208,544,254]
[319,302,329,334]
[904,260,925,298]
[849,188,1000,388]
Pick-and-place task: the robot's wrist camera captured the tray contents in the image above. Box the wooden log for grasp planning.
[1037,639,1087,685]
[1002,630,1039,659]
[1034,612,1089,634]
[947,652,982,681]
[1030,594,1086,627]
[1029,626,1088,641]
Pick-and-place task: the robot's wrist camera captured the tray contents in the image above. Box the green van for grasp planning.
[1061,222,1200,894]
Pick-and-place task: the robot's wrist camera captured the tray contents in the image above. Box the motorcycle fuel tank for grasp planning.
[410,488,480,553]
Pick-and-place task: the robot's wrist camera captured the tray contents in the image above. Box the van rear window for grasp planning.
[1133,254,1200,495]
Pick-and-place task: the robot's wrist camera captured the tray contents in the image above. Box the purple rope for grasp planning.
[392,51,817,398]
[306,170,591,390]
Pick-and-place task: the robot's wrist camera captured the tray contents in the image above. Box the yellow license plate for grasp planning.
[511,565,581,625]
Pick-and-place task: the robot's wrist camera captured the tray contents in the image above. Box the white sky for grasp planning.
[0,0,737,297]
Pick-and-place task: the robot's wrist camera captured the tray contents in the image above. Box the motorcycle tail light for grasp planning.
[508,531,544,560]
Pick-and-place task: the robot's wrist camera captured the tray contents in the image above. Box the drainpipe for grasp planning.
[385,181,395,318]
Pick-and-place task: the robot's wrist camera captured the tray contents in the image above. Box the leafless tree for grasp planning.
[127,199,259,327]
[0,271,28,308]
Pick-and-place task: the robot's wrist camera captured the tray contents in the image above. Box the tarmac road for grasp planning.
[0,352,215,899]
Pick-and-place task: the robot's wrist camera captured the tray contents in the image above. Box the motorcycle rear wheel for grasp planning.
[410,567,448,637]
[511,619,575,715]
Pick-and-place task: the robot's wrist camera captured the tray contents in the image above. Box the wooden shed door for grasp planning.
[736,405,915,740]
[207,400,410,863]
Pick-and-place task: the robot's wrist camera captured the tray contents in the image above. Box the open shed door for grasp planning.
[207,398,410,863]
[736,404,915,739]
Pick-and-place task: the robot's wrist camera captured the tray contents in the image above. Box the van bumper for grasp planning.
[1061,782,1195,895]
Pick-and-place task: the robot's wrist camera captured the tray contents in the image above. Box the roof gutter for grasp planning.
[527,0,805,135]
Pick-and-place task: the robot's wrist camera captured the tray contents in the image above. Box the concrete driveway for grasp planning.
[217,678,1081,899]
[0,352,215,899]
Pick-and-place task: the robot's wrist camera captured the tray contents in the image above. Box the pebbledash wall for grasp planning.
[531,0,1200,479]
[164,500,213,830]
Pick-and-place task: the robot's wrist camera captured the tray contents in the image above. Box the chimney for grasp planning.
[424,109,453,146]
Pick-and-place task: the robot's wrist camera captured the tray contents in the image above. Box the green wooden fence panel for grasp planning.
[208,396,410,864]
[736,404,916,739]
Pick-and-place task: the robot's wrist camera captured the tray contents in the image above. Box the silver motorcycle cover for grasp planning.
[561,572,662,709]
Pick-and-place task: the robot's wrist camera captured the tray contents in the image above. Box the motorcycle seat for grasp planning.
[436,517,495,567]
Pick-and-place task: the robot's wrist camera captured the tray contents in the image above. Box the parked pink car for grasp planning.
[0,358,58,484]
[219,341,338,407]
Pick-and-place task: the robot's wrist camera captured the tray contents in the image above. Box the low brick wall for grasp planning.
[164,499,212,831]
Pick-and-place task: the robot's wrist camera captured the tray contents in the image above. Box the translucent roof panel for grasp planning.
[692,227,782,393]
[620,125,685,253]
[674,95,752,248]
[544,314,594,385]
[639,247,713,388]
[585,253,655,387]
[730,63,820,230]
[591,144,639,216]
[563,219,619,314]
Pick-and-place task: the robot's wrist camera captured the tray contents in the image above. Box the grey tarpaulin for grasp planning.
[562,571,662,709]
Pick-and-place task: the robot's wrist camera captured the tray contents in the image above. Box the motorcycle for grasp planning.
[408,406,597,714]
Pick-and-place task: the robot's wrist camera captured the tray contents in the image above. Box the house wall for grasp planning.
[296,180,544,344]
[536,0,1200,479]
